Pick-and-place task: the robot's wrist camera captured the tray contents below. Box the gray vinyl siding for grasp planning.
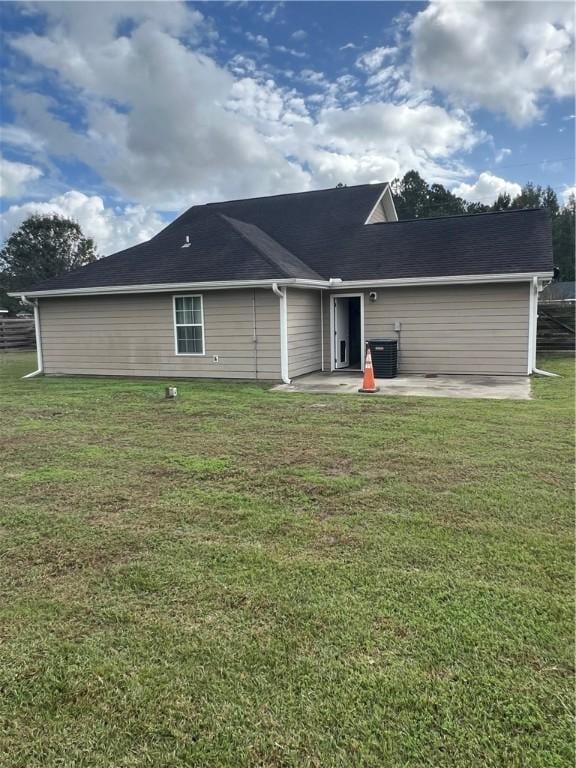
[322,283,530,375]
[39,289,281,379]
[287,288,322,378]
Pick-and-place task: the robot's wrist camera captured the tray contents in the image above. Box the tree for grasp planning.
[510,182,559,213]
[392,171,432,219]
[392,170,478,219]
[0,215,97,313]
[492,192,511,211]
[427,183,467,217]
[552,195,575,282]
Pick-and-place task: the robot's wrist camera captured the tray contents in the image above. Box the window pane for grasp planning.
[175,296,202,325]
[177,325,203,354]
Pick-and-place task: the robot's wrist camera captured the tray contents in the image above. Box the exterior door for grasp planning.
[334,297,350,369]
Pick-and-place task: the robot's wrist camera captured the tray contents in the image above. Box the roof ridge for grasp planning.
[207,181,387,208]
[368,207,548,226]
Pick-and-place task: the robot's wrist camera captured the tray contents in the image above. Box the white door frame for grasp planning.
[329,292,365,372]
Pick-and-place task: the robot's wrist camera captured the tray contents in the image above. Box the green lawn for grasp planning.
[0,351,574,768]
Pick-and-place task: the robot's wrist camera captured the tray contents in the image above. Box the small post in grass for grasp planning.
[165,386,178,400]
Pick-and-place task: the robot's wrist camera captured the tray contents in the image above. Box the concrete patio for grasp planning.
[272,371,532,400]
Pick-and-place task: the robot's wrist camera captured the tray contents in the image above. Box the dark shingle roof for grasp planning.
[23,183,553,292]
[219,215,323,281]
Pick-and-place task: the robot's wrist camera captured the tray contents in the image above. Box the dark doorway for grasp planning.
[348,297,361,369]
[333,295,362,370]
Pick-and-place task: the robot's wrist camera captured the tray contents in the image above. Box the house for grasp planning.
[13,183,553,381]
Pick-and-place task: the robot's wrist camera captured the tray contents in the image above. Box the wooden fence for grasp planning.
[537,304,575,351]
[0,317,36,350]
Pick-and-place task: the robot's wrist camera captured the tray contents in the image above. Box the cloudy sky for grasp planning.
[0,0,574,255]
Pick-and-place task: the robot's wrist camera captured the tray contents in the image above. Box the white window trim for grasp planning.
[329,292,365,372]
[173,294,206,356]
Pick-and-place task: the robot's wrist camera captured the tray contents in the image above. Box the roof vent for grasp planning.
[181,235,191,248]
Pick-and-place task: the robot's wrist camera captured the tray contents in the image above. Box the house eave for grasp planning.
[10,278,328,299]
[333,272,554,289]
[10,271,554,299]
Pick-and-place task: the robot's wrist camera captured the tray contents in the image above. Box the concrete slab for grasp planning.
[272,371,532,400]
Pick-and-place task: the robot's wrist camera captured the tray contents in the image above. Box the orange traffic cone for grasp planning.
[358,346,379,393]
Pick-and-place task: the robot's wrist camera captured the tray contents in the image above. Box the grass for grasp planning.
[0,351,573,767]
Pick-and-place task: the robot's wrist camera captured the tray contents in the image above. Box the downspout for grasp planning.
[21,296,43,379]
[272,282,290,384]
[252,289,259,381]
[320,290,325,372]
[529,277,560,378]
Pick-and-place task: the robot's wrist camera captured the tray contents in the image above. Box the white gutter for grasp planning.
[21,298,43,379]
[10,272,554,300]
[10,278,328,300]
[335,272,555,289]
[272,282,290,384]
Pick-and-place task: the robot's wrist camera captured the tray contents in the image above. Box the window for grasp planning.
[174,295,204,355]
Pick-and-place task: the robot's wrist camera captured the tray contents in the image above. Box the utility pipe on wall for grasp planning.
[272,282,291,384]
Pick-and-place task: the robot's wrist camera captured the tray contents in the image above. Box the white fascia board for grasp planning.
[333,272,555,289]
[382,185,398,222]
[11,277,329,299]
[12,271,554,299]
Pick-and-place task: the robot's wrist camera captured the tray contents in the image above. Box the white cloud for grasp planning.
[495,148,512,165]
[291,29,307,41]
[366,66,397,90]
[561,186,576,205]
[356,46,398,73]
[4,1,485,214]
[452,172,522,204]
[246,32,269,49]
[299,69,329,87]
[298,102,482,189]
[0,156,43,198]
[10,7,309,210]
[258,2,284,23]
[340,42,357,51]
[0,124,45,152]
[411,0,575,125]
[0,190,165,254]
[275,45,307,59]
